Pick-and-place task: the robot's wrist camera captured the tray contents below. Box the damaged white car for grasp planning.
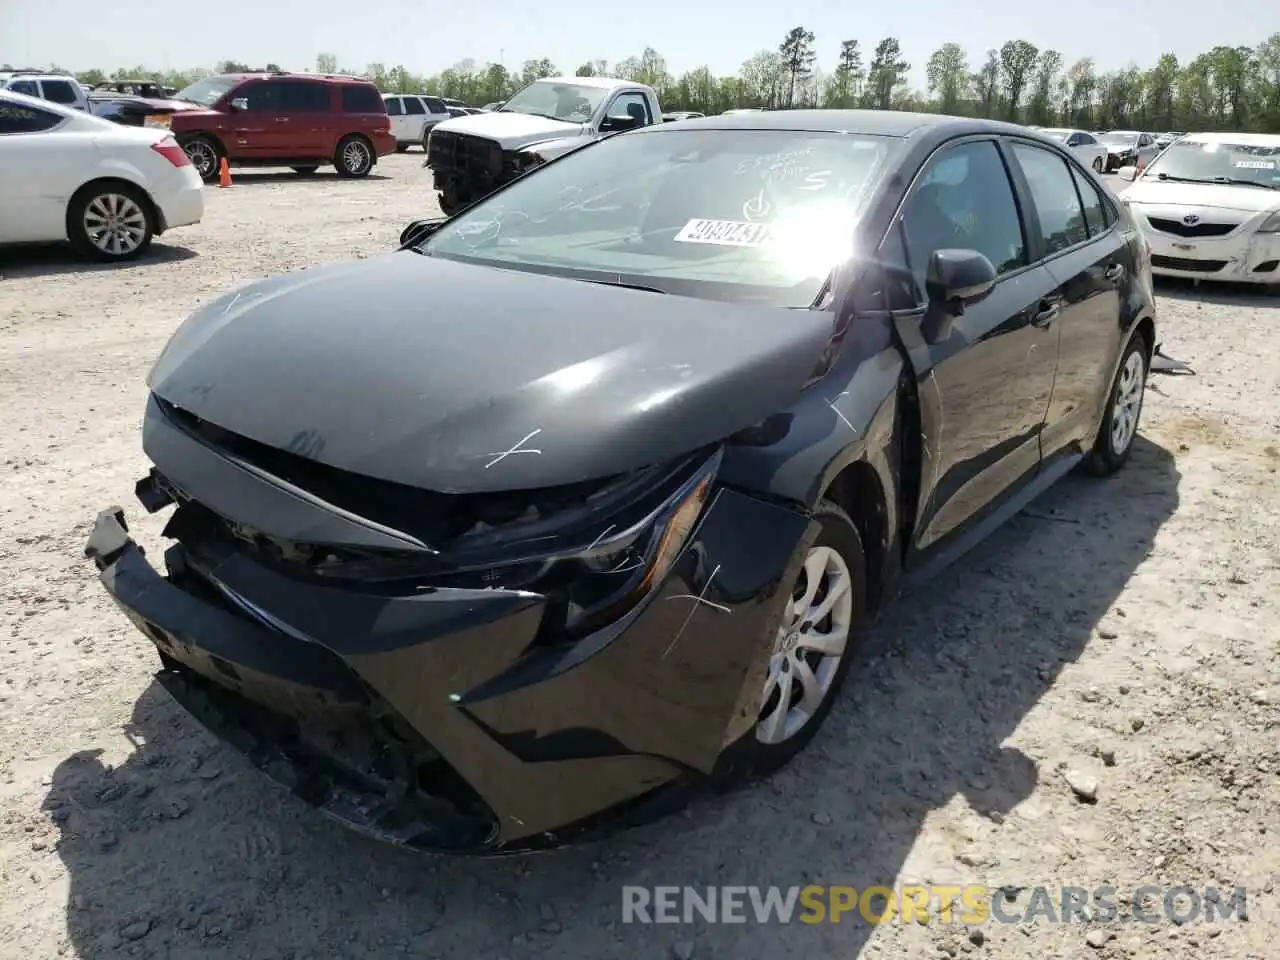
[1118,132,1280,286]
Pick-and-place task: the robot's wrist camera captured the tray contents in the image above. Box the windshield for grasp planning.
[498,81,607,123]
[1144,139,1280,186]
[1099,132,1137,146]
[419,128,896,307]
[1040,129,1069,141]
[173,76,236,106]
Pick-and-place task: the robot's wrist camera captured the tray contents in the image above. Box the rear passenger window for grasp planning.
[41,80,79,104]
[384,96,403,116]
[0,98,63,133]
[279,81,330,112]
[341,84,384,113]
[1011,142,1089,255]
[1070,165,1112,237]
[900,139,1027,290]
[404,97,425,115]
[8,79,38,96]
[423,97,446,113]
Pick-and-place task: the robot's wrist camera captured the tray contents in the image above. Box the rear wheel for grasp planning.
[67,182,154,262]
[1084,332,1149,476]
[1092,156,1104,173]
[180,135,221,183]
[335,135,374,178]
[752,501,865,773]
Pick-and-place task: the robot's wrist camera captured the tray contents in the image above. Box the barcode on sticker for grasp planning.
[674,219,772,246]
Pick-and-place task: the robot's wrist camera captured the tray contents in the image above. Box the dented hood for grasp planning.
[430,111,587,150]
[147,254,833,494]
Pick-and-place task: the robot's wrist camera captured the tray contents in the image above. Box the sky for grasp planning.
[3,0,1277,91]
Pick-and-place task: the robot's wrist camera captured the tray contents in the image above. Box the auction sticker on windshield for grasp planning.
[1234,160,1276,169]
[674,219,773,247]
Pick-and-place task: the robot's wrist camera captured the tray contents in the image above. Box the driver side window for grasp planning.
[605,92,650,124]
[890,139,1027,300]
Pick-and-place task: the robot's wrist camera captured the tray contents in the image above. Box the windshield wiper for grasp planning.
[578,278,667,294]
[1155,173,1276,189]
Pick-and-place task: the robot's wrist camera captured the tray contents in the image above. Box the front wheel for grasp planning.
[334,135,374,178]
[1092,156,1104,173]
[67,182,155,262]
[752,500,866,773]
[1084,332,1149,476]
[180,135,221,183]
[437,188,463,216]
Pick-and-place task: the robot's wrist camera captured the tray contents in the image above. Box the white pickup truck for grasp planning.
[424,75,663,214]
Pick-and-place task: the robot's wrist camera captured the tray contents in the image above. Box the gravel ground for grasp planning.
[0,153,1277,960]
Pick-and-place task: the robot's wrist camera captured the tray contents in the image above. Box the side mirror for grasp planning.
[399,217,446,247]
[600,114,640,133]
[921,249,997,343]
[1116,165,1138,182]
[230,97,249,112]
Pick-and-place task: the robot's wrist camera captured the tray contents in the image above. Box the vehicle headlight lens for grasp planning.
[516,147,545,172]
[1258,210,1280,233]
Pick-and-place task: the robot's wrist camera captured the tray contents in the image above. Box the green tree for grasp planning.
[778,26,817,108]
[315,53,338,74]
[824,40,864,108]
[1028,50,1062,125]
[926,42,968,115]
[866,37,909,110]
[998,39,1039,120]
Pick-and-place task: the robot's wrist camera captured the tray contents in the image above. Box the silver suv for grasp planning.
[1,72,89,111]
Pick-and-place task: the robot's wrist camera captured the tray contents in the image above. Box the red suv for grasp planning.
[162,72,395,181]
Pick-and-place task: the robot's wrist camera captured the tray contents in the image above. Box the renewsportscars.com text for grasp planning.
[621,885,1249,925]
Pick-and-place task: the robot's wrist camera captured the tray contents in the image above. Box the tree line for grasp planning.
[12,30,1280,133]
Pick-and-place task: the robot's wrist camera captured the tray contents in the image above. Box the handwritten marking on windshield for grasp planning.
[482,428,544,469]
[827,392,858,434]
[663,563,730,659]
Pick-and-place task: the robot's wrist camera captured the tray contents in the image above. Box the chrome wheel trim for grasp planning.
[342,140,370,173]
[756,545,853,745]
[1110,349,1145,454]
[83,193,147,256]
[185,140,216,178]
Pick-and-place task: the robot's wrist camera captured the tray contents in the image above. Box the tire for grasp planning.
[180,135,221,183]
[751,500,866,774]
[437,188,463,217]
[291,166,319,176]
[334,135,374,178]
[1092,156,1104,173]
[395,144,409,153]
[66,181,155,262]
[1084,331,1149,476]
[421,128,432,152]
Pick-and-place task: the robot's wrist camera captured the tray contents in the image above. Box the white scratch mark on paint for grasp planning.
[663,563,729,659]
[482,428,543,469]
[826,391,858,434]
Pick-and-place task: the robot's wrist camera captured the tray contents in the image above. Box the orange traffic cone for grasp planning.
[217,157,232,188]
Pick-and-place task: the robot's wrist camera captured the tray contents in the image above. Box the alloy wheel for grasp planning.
[1110,349,1145,454]
[83,193,147,257]
[756,545,853,745]
[343,140,371,174]
[184,140,216,179]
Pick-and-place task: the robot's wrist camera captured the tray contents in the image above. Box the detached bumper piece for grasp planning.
[84,474,814,853]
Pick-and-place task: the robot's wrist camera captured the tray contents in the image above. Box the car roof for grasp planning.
[4,73,78,83]
[1176,131,1280,146]
[215,72,373,84]
[534,75,639,90]
[642,109,1039,141]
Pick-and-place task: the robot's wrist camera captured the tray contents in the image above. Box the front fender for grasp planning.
[521,135,596,162]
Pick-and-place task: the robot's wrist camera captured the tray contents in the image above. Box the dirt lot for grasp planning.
[0,152,1277,960]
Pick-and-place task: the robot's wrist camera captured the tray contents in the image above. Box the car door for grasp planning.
[0,98,83,242]
[1006,140,1134,461]
[276,79,330,156]
[402,95,428,142]
[884,137,1061,556]
[225,79,283,158]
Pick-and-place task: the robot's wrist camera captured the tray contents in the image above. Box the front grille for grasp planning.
[1146,217,1236,238]
[427,130,503,178]
[1150,254,1227,273]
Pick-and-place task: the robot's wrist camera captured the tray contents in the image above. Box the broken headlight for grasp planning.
[1257,210,1280,234]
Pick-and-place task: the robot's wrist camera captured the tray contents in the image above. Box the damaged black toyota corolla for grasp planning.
[87,111,1160,854]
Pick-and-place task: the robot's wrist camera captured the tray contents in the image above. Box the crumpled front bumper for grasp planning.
[84,481,815,853]
[1144,228,1280,284]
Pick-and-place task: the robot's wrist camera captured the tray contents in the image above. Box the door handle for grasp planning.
[1103,263,1124,281]
[1032,301,1060,328]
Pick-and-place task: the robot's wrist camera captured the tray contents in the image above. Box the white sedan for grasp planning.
[1118,132,1280,285]
[0,90,203,262]
[1037,128,1109,174]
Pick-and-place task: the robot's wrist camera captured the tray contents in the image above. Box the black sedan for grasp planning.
[86,111,1158,854]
